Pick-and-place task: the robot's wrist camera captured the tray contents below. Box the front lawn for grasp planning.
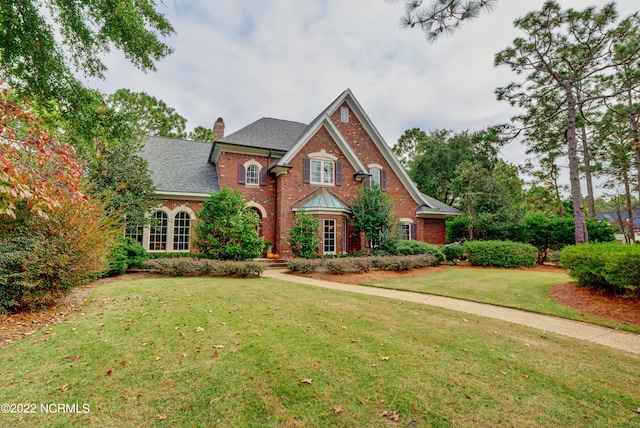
[1,277,640,427]
[363,267,640,333]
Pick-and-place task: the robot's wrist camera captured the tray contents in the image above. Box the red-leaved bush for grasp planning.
[0,82,116,312]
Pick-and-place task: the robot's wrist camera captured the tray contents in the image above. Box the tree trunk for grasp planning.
[552,164,563,217]
[581,125,596,218]
[565,85,589,243]
[623,168,635,244]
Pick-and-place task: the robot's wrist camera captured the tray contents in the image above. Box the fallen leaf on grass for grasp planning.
[57,384,68,392]
[118,359,126,367]
[209,397,222,406]
[301,378,313,385]
[195,327,205,332]
[381,410,401,422]
[156,414,168,420]
[381,356,390,361]
[106,370,112,377]
[155,356,162,361]
[333,405,344,414]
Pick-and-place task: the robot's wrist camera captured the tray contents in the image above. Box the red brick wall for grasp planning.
[215,152,277,248]
[419,218,446,245]
[330,103,419,222]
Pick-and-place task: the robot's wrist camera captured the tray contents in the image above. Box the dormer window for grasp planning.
[340,107,349,123]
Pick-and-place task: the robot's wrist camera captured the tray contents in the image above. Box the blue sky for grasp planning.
[85,0,638,192]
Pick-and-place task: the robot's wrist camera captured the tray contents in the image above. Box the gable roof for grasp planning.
[143,136,219,198]
[278,89,459,215]
[217,117,307,151]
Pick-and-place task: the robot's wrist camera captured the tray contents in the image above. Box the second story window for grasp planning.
[370,169,381,187]
[311,159,334,184]
[246,164,259,185]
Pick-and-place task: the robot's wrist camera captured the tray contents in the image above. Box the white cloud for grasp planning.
[85,0,638,194]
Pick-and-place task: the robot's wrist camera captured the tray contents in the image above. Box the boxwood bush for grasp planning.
[464,240,537,268]
[442,243,465,262]
[560,243,640,296]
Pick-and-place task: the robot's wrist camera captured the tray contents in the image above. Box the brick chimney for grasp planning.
[213,117,225,141]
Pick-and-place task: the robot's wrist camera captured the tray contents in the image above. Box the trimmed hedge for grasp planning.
[142,258,263,278]
[287,254,438,274]
[442,243,465,262]
[464,240,537,268]
[560,243,640,296]
[393,240,445,263]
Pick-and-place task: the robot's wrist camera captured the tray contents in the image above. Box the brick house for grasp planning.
[136,89,459,257]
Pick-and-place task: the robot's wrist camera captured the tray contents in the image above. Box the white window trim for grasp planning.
[398,218,414,241]
[243,159,262,187]
[323,219,336,255]
[340,106,349,123]
[310,159,335,185]
[143,206,197,253]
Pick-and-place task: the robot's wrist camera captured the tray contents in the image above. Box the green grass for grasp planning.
[363,267,640,333]
[1,277,640,427]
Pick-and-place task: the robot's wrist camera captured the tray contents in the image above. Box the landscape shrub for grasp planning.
[287,210,320,259]
[106,237,149,276]
[560,243,640,296]
[323,257,373,274]
[149,252,195,259]
[371,254,438,271]
[194,189,263,261]
[521,214,616,264]
[442,243,465,262]
[464,240,537,268]
[142,258,263,278]
[287,258,325,273]
[287,254,437,274]
[394,240,445,264]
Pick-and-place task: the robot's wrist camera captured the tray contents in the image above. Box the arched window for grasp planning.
[173,212,191,251]
[125,223,144,245]
[246,164,259,185]
[149,211,168,251]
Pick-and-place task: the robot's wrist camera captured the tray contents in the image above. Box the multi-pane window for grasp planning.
[324,219,336,254]
[311,160,334,184]
[400,223,411,240]
[173,212,191,251]
[125,224,144,245]
[149,211,168,251]
[246,164,259,185]
[370,169,381,187]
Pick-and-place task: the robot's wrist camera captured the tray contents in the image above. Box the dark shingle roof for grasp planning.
[217,117,308,151]
[416,193,461,216]
[597,210,640,227]
[143,136,219,195]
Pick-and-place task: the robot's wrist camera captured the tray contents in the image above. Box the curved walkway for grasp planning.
[262,269,640,355]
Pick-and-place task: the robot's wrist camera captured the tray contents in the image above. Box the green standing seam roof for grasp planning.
[293,188,350,212]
